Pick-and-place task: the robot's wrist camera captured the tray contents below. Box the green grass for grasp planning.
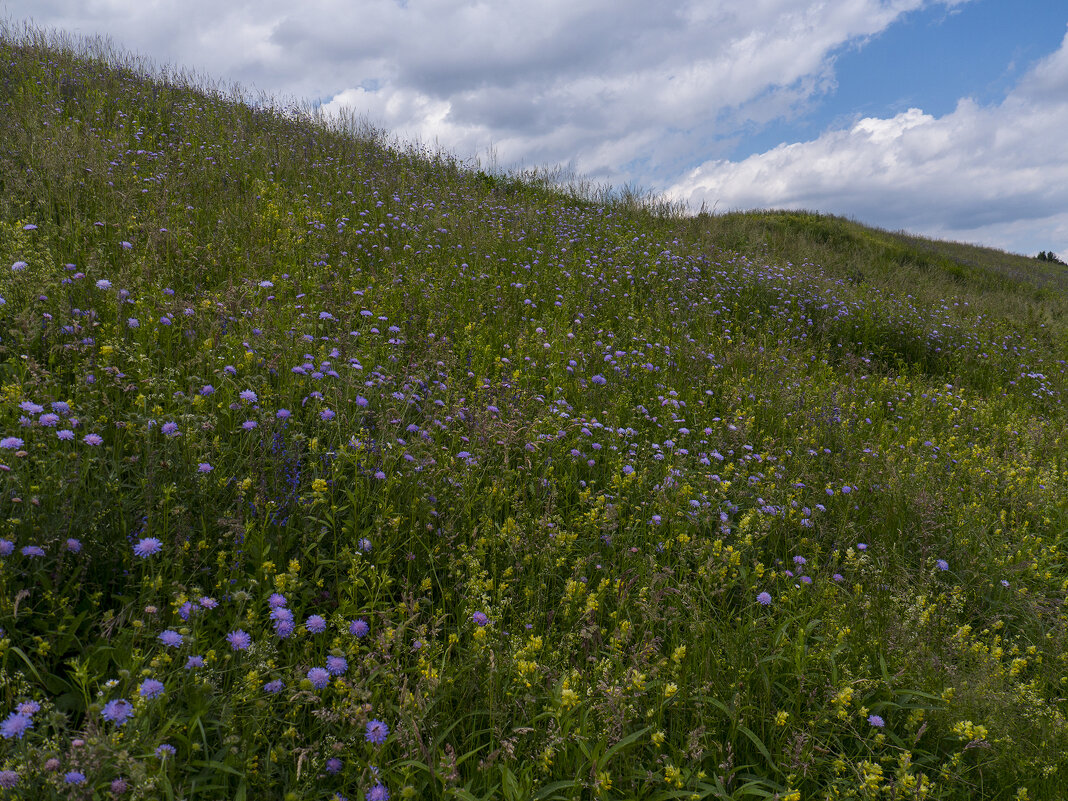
[0,22,1066,801]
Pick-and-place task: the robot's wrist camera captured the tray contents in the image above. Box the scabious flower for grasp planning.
[366,784,390,801]
[326,655,348,675]
[868,714,885,728]
[156,744,176,758]
[83,433,103,445]
[102,699,134,726]
[0,437,24,449]
[159,630,183,647]
[133,537,162,558]
[0,770,17,788]
[227,629,252,651]
[64,771,86,785]
[0,540,13,556]
[138,679,164,699]
[57,429,74,440]
[161,421,179,437]
[350,618,369,637]
[110,778,127,794]
[21,545,45,557]
[185,655,204,669]
[936,559,949,571]
[240,389,257,403]
[199,596,218,609]
[365,719,389,745]
[198,462,212,473]
[0,712,33,739]
[326,757,343,774]
[96,279,112,290]
[65,538,81,552]
[757,592,772,606]
[305,615,327,634]
[472,612,489,627]
[276,408,291,419]
[307,667,330,689]
[264,679,284,693]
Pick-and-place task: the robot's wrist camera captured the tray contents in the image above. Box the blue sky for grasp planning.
[3,0,1068,258]
[737,0,1068,160]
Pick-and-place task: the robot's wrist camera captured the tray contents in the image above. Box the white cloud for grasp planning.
[7,0,954,180]
[667,28,1068,257]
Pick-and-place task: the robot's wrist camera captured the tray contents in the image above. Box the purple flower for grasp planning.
[198,462,212,473]
[591,374,607,385]
[264,679,284,693]
[83,433,103,446]
[0,540,13,556]
[240,389,257,403]
[936,559,949,571]
[365,719,389,744]
[127,317,139,328]
[276,408,291,419]
[185,655,204,669]
[307,667,330,689]
[138,679,164,699]
[200,384,214,396]
[110,778,127,794]
[161,421,179,437]
[355,396,369,407]
[133,537,162,558]
[65,538,81,553]
[366,784,390,801]
[21,545,45,557]
[793,555,806,565]
[326,757,343,774]
[757,592,772,606]
[242,420,257,430]
[96,279,112,290]
[0,770,17,789]
[0,437,25,449]
[358,538,372,553]
[320,408,335,421]
[57,429,74,440]
[199,596,218,609]
[305,615,327,634]
[268,593,288,608]
[64,771,86,785]
[0,713,33,739]
[227,629,252,651]
[159,630,183,647]
[155,744,176,758]
[326,655,348,675]
[350,618,369,637]
[472,612,489,627]
[868,714,885,728]
[102,699,134,726]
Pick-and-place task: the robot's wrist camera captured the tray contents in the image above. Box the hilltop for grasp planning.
[1,26,1067,801]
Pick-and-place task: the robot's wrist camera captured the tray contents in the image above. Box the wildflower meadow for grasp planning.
[1,23,1067,801]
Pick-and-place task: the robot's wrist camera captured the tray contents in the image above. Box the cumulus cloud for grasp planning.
[668,27,1068,256]
[7,0,958,181]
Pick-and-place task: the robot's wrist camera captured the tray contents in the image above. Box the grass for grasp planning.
[1,22,1067,801]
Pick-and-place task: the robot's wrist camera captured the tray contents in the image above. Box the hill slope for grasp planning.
[1,27,1067,800]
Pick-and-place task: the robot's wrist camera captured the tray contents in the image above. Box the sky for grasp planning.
[3,0,1068,259]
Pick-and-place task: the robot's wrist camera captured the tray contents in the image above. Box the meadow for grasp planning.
[1,25,1067,801]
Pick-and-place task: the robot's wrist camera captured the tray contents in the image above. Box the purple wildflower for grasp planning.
[227,629,252,651]
[365,719,389,744]
[305,615,327,634]
[757,592,772,606]
[101,699,134,726]
[83,433,103,446]
[133,537,162,558]
[1,713,33,739]
[159,630,183,648]
[326,655,348,675]
[307,667,330,689]
[138,679,164,699]
[350,618,369,637]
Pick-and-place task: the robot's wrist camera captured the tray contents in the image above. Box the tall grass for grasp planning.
[0,23,1066,801]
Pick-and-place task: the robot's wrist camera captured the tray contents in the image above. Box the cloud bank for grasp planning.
[667,27,1068,255]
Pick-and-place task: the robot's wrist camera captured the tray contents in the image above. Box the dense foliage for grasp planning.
[1,26,1067,801]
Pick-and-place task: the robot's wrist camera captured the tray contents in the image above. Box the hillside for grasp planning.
[1,27,1067,800]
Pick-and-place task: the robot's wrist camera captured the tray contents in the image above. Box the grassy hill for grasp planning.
[1,25,1067,801]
